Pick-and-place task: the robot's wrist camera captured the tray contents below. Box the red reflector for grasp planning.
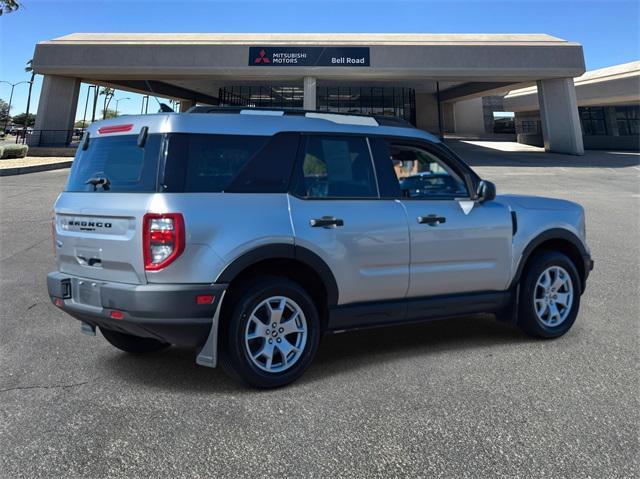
[54,298,64,307]
[98,124,134,134]
[110,310,124,320]
[196,295,215,305]
[149,230,174,243]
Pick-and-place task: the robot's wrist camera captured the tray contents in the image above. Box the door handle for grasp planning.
[310,216,344,228]
[417,214,446,226]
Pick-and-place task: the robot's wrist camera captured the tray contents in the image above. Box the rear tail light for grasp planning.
[143,213,185,271]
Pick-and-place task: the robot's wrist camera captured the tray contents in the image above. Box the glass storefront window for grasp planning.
[317,86,416,124]
[579,107,607,136]
[220,85,417,125]
[615,105,640,136]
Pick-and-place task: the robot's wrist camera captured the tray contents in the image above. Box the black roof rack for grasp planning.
[186,105,414,128]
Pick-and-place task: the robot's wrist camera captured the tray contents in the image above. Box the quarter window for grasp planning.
[297,136,378,198]
[162,134,267,192]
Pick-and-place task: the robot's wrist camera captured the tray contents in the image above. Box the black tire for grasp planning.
[220,276,321,389]
[517,249,581,338]
[100,327,170,353]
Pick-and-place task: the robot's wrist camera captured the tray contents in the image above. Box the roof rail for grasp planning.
[186,105,414,128]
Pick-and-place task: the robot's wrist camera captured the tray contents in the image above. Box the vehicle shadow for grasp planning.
[446,139,640,168]
[101,314,529,393]
[301,314,528,385]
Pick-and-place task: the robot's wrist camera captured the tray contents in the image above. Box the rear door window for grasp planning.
[66,134,162,192]
[294,135,379,198]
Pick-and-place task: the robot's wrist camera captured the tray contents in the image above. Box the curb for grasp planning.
[0,161,73,176]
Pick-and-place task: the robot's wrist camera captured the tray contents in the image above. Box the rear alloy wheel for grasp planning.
[221,277,320,388]
[244,296,309,373]
[518,250,581,338]
[100,327,170,353]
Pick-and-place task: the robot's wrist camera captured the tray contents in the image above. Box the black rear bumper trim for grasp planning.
[47,272,227,346]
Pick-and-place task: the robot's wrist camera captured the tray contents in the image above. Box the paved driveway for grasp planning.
[0,144,638,478]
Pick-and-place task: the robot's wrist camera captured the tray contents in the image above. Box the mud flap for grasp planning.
[495,283,520,325]
[196,290,226,368]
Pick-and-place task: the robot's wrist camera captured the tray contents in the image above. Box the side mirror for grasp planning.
[476,180,496,202]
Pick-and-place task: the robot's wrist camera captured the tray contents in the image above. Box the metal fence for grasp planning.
[16,129,82,148]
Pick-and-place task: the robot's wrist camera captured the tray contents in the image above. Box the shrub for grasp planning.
[0,144,28,159]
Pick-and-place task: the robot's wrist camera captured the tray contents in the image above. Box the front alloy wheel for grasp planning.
[533,265,574,327]
[518,250,581,338]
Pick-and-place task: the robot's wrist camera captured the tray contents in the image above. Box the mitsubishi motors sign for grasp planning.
[249,46,370,67]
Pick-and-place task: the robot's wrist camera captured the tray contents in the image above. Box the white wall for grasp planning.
[452,97,485,134]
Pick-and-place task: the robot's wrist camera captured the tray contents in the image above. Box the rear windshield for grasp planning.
[66,134,162,192]
[66,133,268,193]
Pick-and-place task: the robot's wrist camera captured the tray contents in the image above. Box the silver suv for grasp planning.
[47,109,593,388]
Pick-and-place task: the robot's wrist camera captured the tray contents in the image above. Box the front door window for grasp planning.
[389,144,468,199]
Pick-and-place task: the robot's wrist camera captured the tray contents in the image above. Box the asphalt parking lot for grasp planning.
[0,142,638,478]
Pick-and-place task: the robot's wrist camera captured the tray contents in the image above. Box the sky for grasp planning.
[0,0,638,121]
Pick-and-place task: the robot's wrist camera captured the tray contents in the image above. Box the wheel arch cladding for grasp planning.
[216,244,339,309]
[513,228,588,293]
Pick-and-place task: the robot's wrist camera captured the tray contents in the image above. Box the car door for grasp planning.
[288,134,410,306]
[374,138,513,299]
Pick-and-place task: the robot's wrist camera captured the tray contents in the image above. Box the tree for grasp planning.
[0,99,9,124]
[0,0,21,15]
[23,58,35,132]
[100,87,115,119]
[103,109,117,119]
[11,112,35,127]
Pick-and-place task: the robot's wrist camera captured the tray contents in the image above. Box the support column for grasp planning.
[303,76,316,111]
[537,78,584,155]
[179,100,196,112]
[442,102,455,133]
[414,93,439,133]
[30,75,81,147]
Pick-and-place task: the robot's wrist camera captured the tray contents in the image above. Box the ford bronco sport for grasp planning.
[47,109,593,388]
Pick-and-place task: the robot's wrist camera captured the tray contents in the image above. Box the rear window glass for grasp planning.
[66,132,273,193]
[66,134,162,192]
[162,134,268,192]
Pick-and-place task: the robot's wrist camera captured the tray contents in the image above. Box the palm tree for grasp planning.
[100,88,115,119]
[22,59,35,138]
[0,0,21,15]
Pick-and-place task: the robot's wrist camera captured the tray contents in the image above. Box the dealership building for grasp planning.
[31,33,589,154]
[505,61,640,151]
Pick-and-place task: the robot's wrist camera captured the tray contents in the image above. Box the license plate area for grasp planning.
[74,279,102,308]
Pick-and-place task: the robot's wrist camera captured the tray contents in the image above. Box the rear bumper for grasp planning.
[47,272,227,347]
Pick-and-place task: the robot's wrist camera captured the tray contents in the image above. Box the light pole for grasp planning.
[114,97,131,117]
[81,85,96,131]
[0,80,32,133]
